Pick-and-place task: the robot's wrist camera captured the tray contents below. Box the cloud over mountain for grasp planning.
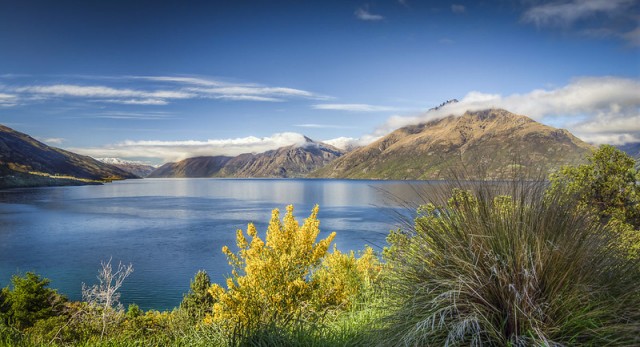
[72,132,311,163]
[376,76,640,145]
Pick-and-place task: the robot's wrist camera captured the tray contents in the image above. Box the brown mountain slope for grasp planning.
[147,138,344,178]
[147,156,232,178]
[218,139,343,178]
[310,109,594,180]
[0,124,138,188]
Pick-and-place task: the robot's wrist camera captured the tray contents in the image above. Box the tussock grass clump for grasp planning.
[381,181,640,346]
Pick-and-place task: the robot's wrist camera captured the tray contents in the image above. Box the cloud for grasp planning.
[102,98,169,105]
[294,124,352,129]
[373,76,640,145]
[3,75,325,106]
[89,113,175,120]
[41,138,66,145]
[131,76,222,86]
[451,4,465,14]
[322,136,381,150]
[312,103,399,112]
[15,84,194,100]
[522,0,634,27]
[188,86,322,101]
[623,26,640,46]
[355,6,384,21]
[71,132,310,163]
[521,0,638,45]
[0,93,17,106]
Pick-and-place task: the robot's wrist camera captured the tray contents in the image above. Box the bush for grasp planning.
[312,245,382,311]
[1,272,66,330]
[180,270,213,322]
[548,145,640,258]
[205,205,336,336]
[381,182,640,346]
[205,204,382,344]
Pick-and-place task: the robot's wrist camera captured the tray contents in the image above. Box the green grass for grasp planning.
[379,180,640,346]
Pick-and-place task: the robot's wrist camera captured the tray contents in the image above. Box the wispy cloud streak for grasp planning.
[1,75,325,106]
[355,6,384,21]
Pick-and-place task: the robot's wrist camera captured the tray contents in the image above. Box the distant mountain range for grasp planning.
[310,109,594,179]
[1,108,603,188]
[96,157,157,177]
[616,142,640,169]
[0,124,137,189]
[148,137,344,178]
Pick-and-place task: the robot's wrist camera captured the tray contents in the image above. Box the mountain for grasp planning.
[96,158,157,177]
[310,109,594,180]
[0,124,138,188]
[616,142,640,169]
[148,137,344,178]
[147,156,232,178]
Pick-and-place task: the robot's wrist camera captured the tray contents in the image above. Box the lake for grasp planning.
[0,178,440,311]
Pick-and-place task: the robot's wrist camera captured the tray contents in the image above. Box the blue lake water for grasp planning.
[0,178,440,311]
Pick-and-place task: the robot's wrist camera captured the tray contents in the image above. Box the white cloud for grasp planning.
[451,4,465,14]
[373,76,640,145]
[0,93,17,106]
[189,86,321,101]
[623,26,640,46]
[523,0,634,26]
[355,6,384,21]
[312,103,399,112]
[323,136,380,150]
[130,76,222,86]
[41,137,66,145]
[102,98,169,105]
[15,84,194,100]
[6,76,326,106]
[212,95,283,102]
[295,124,351,129]
[71,132,310,163]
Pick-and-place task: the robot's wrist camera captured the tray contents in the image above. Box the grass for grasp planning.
[379,180,640,346]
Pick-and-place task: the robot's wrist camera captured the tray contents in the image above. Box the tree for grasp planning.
[180,270,213,322]
[548,145,640,257]
[1,272,65,330]
[82,258,133,339]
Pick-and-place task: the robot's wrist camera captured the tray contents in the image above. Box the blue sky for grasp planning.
[0,0,638,164]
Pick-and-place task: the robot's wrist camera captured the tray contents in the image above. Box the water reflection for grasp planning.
[0,178,441,310]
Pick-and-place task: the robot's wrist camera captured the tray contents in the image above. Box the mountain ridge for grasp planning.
[148,138,345,178]
[310,109,594,180]
[0,124,138,188]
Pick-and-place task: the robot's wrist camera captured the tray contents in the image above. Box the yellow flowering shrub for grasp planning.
[205,205,336,332]
[312,245,382,310]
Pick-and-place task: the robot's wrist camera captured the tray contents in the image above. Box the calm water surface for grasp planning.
[0,178,440,310]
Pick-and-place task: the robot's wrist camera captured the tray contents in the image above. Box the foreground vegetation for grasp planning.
[1,145,638,346]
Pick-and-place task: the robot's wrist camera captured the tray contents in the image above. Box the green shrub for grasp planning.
[548,145,640,258]
[1,272,66,331]
[180,270,213,322]
[381,182,640,346]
